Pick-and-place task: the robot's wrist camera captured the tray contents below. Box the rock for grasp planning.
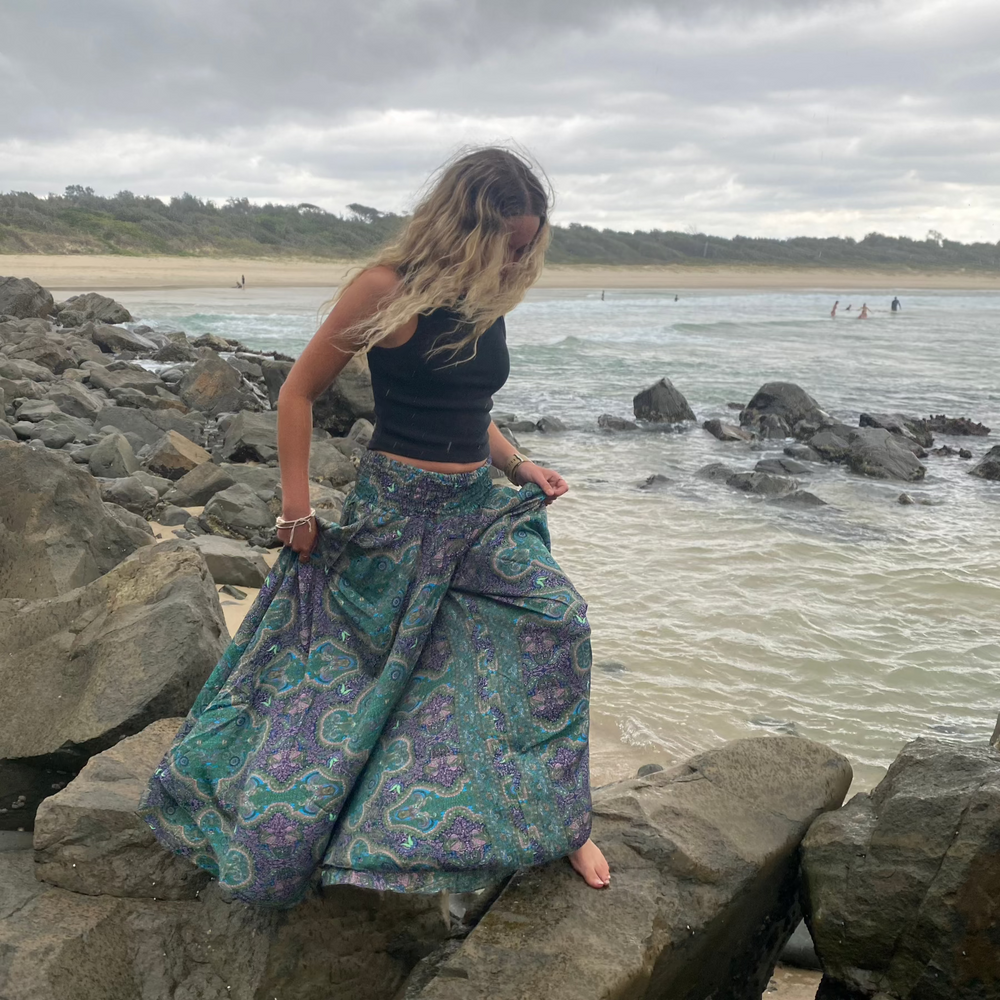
[34,418,90,449]
[220,584,247,599]
[33,719,210,899]
[151,340,197,363]
[86,323,156,355]
[0,441,152,599]
[221,409,278,463]
[408,737,851,1000]
[635,763,663,777]
[176,350,259,416]
[110,386,190,413]
[704,418,753,442]
[54,292,132,326]
[726,471,798,497]
[535,415,566,433]
[44,380,106,420]
[0,277,54,319]
[261,358,293,407]
[162,461,237,506]
[143,430,212,481]
[499,425,520,448]
[740,382,830,440]
[88,432,139,478]
[7,334,76,374]
[190,535,270,587]
[130,469,171,496]
[633,377,696,423]
[803,738,1000,1000]
[780,919,821,972]
[727,401,745,411]
[156,504,190,526]
[959,448,972,459]
[773,490,826,507]
[991,713,1000,749]
[86,362,163,396]
[969,444,1000,481]
[98,477,159,517]
[859,412,933,451]
[755,457,810,475]
[191,331,233,352]
[218,463,282,502]
[0,540,227,827]
[844,426,927,481]
[696,461,737,482]
[312,354,377,436]
[96,403,204,448]
[13,399,64,423]
[0,356,56,382]
[508,419,537,433]
[808,424,853,462]
[637,473,671,490]
[922,413,991,436]
[0,421,14,441]
[199,483,275,542]
[227,356,263,379]
[310,434,356,490]
[597,413,638,431]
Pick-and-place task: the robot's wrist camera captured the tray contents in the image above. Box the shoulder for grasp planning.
[342,265,401,305]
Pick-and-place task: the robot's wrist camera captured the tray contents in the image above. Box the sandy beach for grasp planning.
[3,252,999,292]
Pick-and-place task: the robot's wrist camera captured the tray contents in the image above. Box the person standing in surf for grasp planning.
[140,147,609,905]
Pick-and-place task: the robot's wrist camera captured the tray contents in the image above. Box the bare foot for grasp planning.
[568,838,610,888]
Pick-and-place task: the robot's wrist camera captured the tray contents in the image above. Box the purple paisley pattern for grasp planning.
[139,452,592,906]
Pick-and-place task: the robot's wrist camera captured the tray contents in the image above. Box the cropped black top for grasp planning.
[366,308,509,463]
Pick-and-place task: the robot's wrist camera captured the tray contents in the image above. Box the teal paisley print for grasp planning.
[139,452,592,906]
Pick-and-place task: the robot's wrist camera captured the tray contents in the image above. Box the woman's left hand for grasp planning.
[514,461,568,504]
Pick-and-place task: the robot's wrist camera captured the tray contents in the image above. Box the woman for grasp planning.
[140,148,609,906]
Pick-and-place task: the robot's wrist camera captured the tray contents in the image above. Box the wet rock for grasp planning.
[782,443,823,463]
[33,718,209,899]
[86,323,157,355]
[803,738,1000,1000]
[191,535,270,587]
[0,276,54,319]
[98,477,159,517]
[959,447,973,459]
[859,412,933,451]
[0,540,227,828]
[221,409,278,463]
[54,292,132,326]
[755,457,810,475]
[633,377,696,423]
[162,461,237,506]
[409,737,851,1000]
[88,432,139,478]
[143,430,212,481]
[741,382,830,440]
[637,473,672,490]
[773,490,826,507]
[931,444,957,456]
[844,427,926,481]
[696,461,737,482]
[199,483,275,542]
[535,415,566,433]
[635,763,663,777]
[191,331,234,352]
[177,350,259,416]
[312,354,377,436]
[508,419,537,433]
[808,424,853,462]
[726,471,798,497]
[921,413,991,437]
[152,340,197,363]
[597,413,638,431]
[969,444,1000,481]
[704,418,752,442]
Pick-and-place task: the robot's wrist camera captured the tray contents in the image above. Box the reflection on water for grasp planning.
[121,286,1000,791]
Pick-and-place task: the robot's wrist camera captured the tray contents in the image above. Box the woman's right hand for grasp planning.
[277,514,319,563]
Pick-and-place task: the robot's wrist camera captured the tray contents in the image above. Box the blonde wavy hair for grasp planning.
[336,146,552,358]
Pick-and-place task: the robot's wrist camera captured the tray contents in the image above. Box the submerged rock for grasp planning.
[597,413,638,431]
[969,444,1000,481]
[921,413,991,437]
[741,382,830,440]
[633,377,696,423]
[703,418,752,442]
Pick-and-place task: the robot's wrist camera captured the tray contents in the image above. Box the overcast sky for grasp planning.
[2,0,998,241]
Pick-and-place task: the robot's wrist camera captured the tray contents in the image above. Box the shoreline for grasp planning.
[2,253,1000,292]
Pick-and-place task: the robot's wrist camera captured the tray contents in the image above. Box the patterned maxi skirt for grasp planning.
[139,452,593,907]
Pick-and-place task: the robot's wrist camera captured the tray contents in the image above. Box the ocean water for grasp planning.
[116,285,1000,789]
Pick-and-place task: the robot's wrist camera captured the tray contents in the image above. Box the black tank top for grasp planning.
[366,308,509,463]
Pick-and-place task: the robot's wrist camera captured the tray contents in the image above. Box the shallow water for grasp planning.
[117,285,1000,790]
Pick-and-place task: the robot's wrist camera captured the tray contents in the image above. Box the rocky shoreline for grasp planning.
[1,274,998,999]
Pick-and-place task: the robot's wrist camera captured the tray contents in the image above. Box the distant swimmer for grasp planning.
[601,290,605,301]
[674,294,679,301]
[845,304,852,311]
[858,303,870,319]
[891,296,901,312]
[830,300,839,318]
[242,274,246,288]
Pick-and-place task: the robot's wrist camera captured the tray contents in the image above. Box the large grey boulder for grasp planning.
[96,402,205,447]
[0,276,54,319]
[86,361,164,396]
[88,431,139,478]
[704,418,753,442]
[260,357,293,407]
[222,408,278,463]
[86,323,157,355]
[143,429,212,480]
[98,476,160,517]
[843,426,926,481]
[44,379,107,420]
[803,738,1000,1000]
[969,444,1000,481]
[0,540,227,828]
[633,376,696,423]
[0,440,153,600]
[162,460,237,506]
[5,334,76,374]
[54,292,132,327]
[312,354,377,436]
[409,737,852,1000]
[33,718,209,900]
[177,350,260,416]
[191,535,270,587]
[741,382,831,440]
[726,470,799,497]
[200,482,275,542]
[859,412,933,451]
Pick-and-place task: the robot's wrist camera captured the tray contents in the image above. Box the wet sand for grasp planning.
[3,252,999,292]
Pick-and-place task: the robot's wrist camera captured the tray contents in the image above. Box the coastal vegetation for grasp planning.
[2,187,1000,271]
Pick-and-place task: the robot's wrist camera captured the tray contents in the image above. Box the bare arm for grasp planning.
[277,267,408,554]
[487,420,568,503]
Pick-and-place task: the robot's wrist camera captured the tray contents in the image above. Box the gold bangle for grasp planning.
[502,452,526,484]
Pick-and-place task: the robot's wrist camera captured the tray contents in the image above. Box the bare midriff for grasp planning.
[373,450,489,475]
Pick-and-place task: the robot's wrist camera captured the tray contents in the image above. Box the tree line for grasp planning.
[2,187,998,271]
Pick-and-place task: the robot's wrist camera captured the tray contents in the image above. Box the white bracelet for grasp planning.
[275,508,316,529]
